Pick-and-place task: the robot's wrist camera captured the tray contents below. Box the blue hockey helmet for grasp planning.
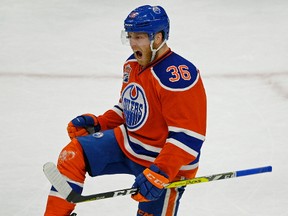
[124,5,170,41]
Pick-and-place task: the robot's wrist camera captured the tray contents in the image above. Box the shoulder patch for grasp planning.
[151,53,199,91]
[123,54,137,83]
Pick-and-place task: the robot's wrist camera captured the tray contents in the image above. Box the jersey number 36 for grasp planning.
[166,65,191,82]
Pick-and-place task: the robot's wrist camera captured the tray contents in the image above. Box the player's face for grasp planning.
[127,32,152,67]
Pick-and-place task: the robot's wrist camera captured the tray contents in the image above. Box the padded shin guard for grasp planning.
[57,139,86,183]
[44,139,86,216]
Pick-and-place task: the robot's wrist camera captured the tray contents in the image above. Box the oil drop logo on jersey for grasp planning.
[121,82,149,131]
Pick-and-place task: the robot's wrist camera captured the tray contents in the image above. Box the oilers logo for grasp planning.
[121,83,149,131]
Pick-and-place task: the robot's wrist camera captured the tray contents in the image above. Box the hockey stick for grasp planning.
[43,162,272,203]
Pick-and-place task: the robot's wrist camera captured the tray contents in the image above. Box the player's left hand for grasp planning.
[132,164,169,202]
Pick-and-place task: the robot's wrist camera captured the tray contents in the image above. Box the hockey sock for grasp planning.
[44,196,76,216]
[44,139,86,216]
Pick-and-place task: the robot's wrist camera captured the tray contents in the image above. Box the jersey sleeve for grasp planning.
[152,58,207,180]
[96,102,124,131]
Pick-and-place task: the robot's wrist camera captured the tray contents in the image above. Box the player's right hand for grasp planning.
[131,164,169,202]
[67,114,100,140]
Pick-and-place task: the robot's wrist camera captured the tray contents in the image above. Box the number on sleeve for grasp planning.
[166,65,191,82]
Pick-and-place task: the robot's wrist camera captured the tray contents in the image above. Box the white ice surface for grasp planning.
[0,0,287,215]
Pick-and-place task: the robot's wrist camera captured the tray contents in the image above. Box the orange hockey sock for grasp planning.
[44,139,86,216]
[44,195,75,216]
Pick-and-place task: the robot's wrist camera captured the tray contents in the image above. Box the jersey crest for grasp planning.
[121,82,149,131]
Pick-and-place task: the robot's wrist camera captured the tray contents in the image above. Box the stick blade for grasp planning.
[43,162,72,199]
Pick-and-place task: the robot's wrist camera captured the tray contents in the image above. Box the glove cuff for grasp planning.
[82,114,98,126]
[149,164,168,178]
[143,165,169,189]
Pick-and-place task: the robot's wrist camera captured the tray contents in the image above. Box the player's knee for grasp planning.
[57,139,86,183]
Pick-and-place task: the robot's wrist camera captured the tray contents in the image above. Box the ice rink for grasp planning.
[0,0,287,215]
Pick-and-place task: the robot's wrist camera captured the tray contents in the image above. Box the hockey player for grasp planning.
[44,5,206,216]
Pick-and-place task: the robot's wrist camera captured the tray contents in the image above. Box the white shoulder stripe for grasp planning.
[168,126,205,141]
[167,138,199,158]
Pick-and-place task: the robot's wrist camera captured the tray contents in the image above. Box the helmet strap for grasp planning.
[150,39,167,62]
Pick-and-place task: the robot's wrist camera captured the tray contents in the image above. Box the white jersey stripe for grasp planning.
[129,135,162,153]
[120,125,155,162]
[111,105,123,118]
[180,162,199,171]
[119,125,200,171]
[167,138,199,158]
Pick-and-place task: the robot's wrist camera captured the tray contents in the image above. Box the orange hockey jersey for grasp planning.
[97,49,206,181]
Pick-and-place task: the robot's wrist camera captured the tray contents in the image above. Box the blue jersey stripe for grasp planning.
[128,138,159,158]
[169,131,203,153]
